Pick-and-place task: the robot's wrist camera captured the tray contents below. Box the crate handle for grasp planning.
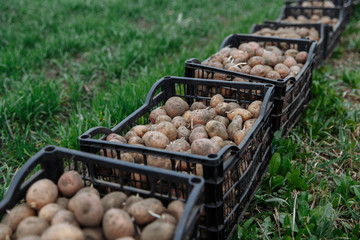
[79,126,113,140]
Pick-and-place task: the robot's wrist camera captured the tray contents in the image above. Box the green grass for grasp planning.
[236,7,360,239]
[1,1,360,239]
[0,0,284,199]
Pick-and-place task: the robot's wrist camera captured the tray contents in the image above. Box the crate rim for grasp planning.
[79,76,275,167]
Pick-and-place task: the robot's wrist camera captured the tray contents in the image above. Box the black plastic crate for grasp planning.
[185,34,317,137]
[79,76,275,240]
[285,0,353,23]
[250,21,329,68]
[0,146,204,240]
[278,4,346,59]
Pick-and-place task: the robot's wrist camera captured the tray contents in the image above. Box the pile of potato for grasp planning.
[196,41,308,81]
[300,1,336,7]
[0,170,186,240]
[252,26,320,41]
[280,15,339,28]
[100,94,262,177]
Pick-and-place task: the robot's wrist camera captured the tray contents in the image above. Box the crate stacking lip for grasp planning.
[0,146,205,240]
[250,21,329,68]
[185,34,317,137]
[79,76,275,240]
[278,3,347,59]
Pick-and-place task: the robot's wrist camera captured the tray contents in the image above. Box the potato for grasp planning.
[156,122,177,142]
[149,108,167,124]
[41,223,83,240]
[189,127,208,144]
[106,133,127,143]
[166,200,185,221]
[238,43,255,58]
[266,70,281,80]
[234,129,249,145]
[177,126,191,141]
[191,139,221,156]
[290,65,301,75]
[131,125,149,138]
[57,171,84,197]
[182,110,191,123]
[114,237,135,240]
[228,102,241,110]
[72,192,103,227]
[82,227,104,240]
[158,213,177,225]
[274,63,290,79]
[247,100,262,118]
[1,203,36,231]
[213,115,230,128]
[250,65,266,77]
[141,220,175,240]
[124,131,138,141]
[38,203,64,223]
[189,109,212,125]
[227,115,243,140]
[209,53,224,63]
[123,195,143,212]
[190,102,206,111]
[240,65,251,74]
[127,198,164,225]
[219,47,232,57]
[244,119,258,129]
[296,51,308,64]
[210,94,224,108]
[223,140,237,146]
[266,46,282,56]
[247,41,260,52]
[101,192,127,212]
[215,102,231,116]
[248,56,265,67]
[262,51,277,67]
[16,217,49,239]
[17,236,41,240]
[26,179,58,210]
[227,108,252,121]
[142,131,170,149]
[128,135,143,145]
[164,97,188,118]
[167,139,190,151]
[146,155,171,170]
[211,136,225,148]
[283,56,297,68]
[55,198,69,209]
[0,224,12,240]
[255,48,264,57]
[172,116,186,129]
[205,120,228,140]
[285,49,298,58]
[155,115,172,124]
[51,209,79,227]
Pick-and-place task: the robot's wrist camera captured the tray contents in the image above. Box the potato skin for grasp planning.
[16,216,49,239]
[101,192,127,212]
[164,97,188,118]
[38,203,64,223]
[189,127,208,144]
[247,101,262,118]
[73,192,104,227]
[51,209,79,227]
[166,200,185,221]
[142,131,170,149]
[82,227,104,240]
[210,94,224,108]
[191,139,221,156]
[127,198,164,225]
[103,209,135,240]
[189,109,212,125]
[26,179,58,210]
[150,108,167,124]
[205,120,228,140]
[1,203,36,231]
[140,220,175,240]
[41,223,83,240]
[156,122,177,142]
[0,223,12,240]
[57,171,84,197]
